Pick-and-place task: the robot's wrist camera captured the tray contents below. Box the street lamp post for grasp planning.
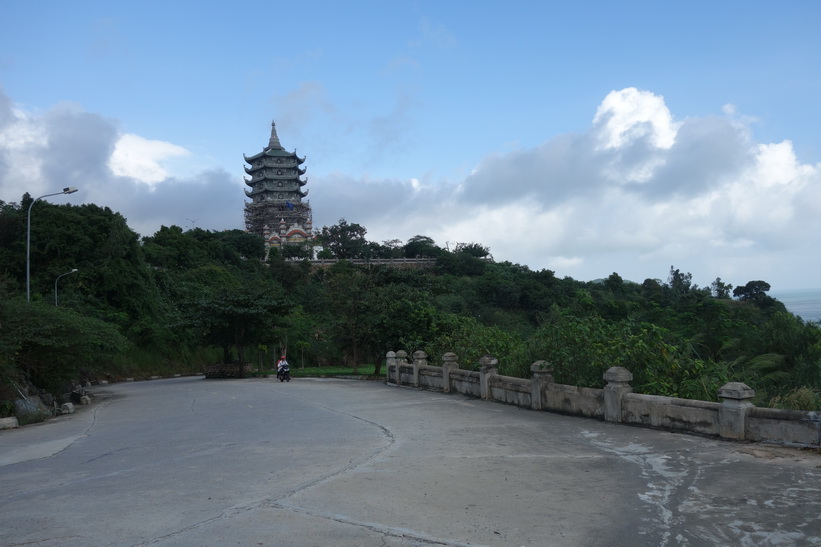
[54,268,78,306]
[27,187,79,301]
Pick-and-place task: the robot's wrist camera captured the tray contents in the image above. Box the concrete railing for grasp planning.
[385,350,821,448]
[310,257,437,268]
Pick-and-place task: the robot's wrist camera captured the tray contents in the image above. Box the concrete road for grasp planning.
[0,376,819,546]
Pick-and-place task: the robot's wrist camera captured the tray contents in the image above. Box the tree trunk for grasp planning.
[236,324,245,378]
[352,339,359,374]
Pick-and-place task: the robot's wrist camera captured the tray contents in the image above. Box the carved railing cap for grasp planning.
[386,351,396,357]
[530,360,553,372]
[479,355,498,366]
[413,350,428,358]
[718,382,755,400]
[603,366,633,383]
[442,352,458,361]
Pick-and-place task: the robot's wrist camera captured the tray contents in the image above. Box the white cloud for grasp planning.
[0,107,46,149]
[0,106,48,196]
[316,88,821,288]
[108,133,190,185]
[0,91,243,237]
[592,87,679,150]
[753,140,812,187]
[2,86,820,289]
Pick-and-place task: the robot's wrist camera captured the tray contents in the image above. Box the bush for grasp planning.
[0,400,14,418]
[1,299,129,393]
[769,387,821,411]
[16,410,49,426]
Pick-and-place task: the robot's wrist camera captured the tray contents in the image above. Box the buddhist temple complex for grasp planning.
[243,120,313,254]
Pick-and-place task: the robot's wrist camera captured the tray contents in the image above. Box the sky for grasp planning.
[1,1,820,291]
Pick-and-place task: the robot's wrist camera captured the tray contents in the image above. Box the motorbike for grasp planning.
[277,364,291,382]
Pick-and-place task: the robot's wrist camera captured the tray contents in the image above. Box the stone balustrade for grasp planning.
[385,351,821,448]
[309,257,437,270]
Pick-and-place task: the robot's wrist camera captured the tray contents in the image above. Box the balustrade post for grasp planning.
[412,350,428,388]
[530,360,553,410]
[395,350,408,386]
[603,367,633,422]
[386,351,397,384]
[442,352,459,393]
[479,355,498,400]
[718,382,755,440]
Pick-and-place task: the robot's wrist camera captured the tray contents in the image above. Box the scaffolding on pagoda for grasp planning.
[243,120,314,257]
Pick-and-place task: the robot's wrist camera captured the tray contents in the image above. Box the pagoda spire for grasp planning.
[267,119,283,150]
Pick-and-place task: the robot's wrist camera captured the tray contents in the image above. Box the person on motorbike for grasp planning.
[277,356,289,373]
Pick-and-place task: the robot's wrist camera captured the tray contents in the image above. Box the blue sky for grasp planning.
[1,1,820,290]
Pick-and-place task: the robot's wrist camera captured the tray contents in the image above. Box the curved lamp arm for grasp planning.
[54,268,78,306]
[27,187,79,301]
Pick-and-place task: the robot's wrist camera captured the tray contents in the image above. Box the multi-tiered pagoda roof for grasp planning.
[243,121,313,251]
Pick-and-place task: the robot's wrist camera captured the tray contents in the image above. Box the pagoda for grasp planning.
[243,120,313,255]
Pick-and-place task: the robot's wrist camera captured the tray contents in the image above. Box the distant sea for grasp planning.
[770,288,821,323]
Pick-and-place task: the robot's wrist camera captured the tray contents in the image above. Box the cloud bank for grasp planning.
[311,88,821,288]
[0,93,245,235]
[1,87,819,288]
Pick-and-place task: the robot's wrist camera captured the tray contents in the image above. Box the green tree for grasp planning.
[667,266,694,297]
[215,229,266,261]
[733,280,785,315]
[733,280,771,301]
[426,313,521,373]
[437,252,486,277]
[368,283,439,373]
[0,199,24,288]
[378,239,405,258]
[142,225,208,270]
[603,272,625,293]
[316,218,368,259]
[0,299,129,393]
[710,277,733,299]
[403,235,443,258]
[517,314,616,386]
[747,311,821,395]
[453,242,490,258]
[189,288,288,378]
[476,262,522,309]
[321,262,374,372]
[21,202,162,335]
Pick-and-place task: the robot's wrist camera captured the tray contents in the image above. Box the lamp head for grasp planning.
[62,187,78,194]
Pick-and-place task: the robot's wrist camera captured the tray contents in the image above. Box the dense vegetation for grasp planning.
[1,197,819,417]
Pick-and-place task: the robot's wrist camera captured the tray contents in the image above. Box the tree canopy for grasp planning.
[316,218,368,259]
[0,202,818,413]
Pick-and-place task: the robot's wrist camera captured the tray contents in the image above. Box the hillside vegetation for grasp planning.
[1,197,819,415]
